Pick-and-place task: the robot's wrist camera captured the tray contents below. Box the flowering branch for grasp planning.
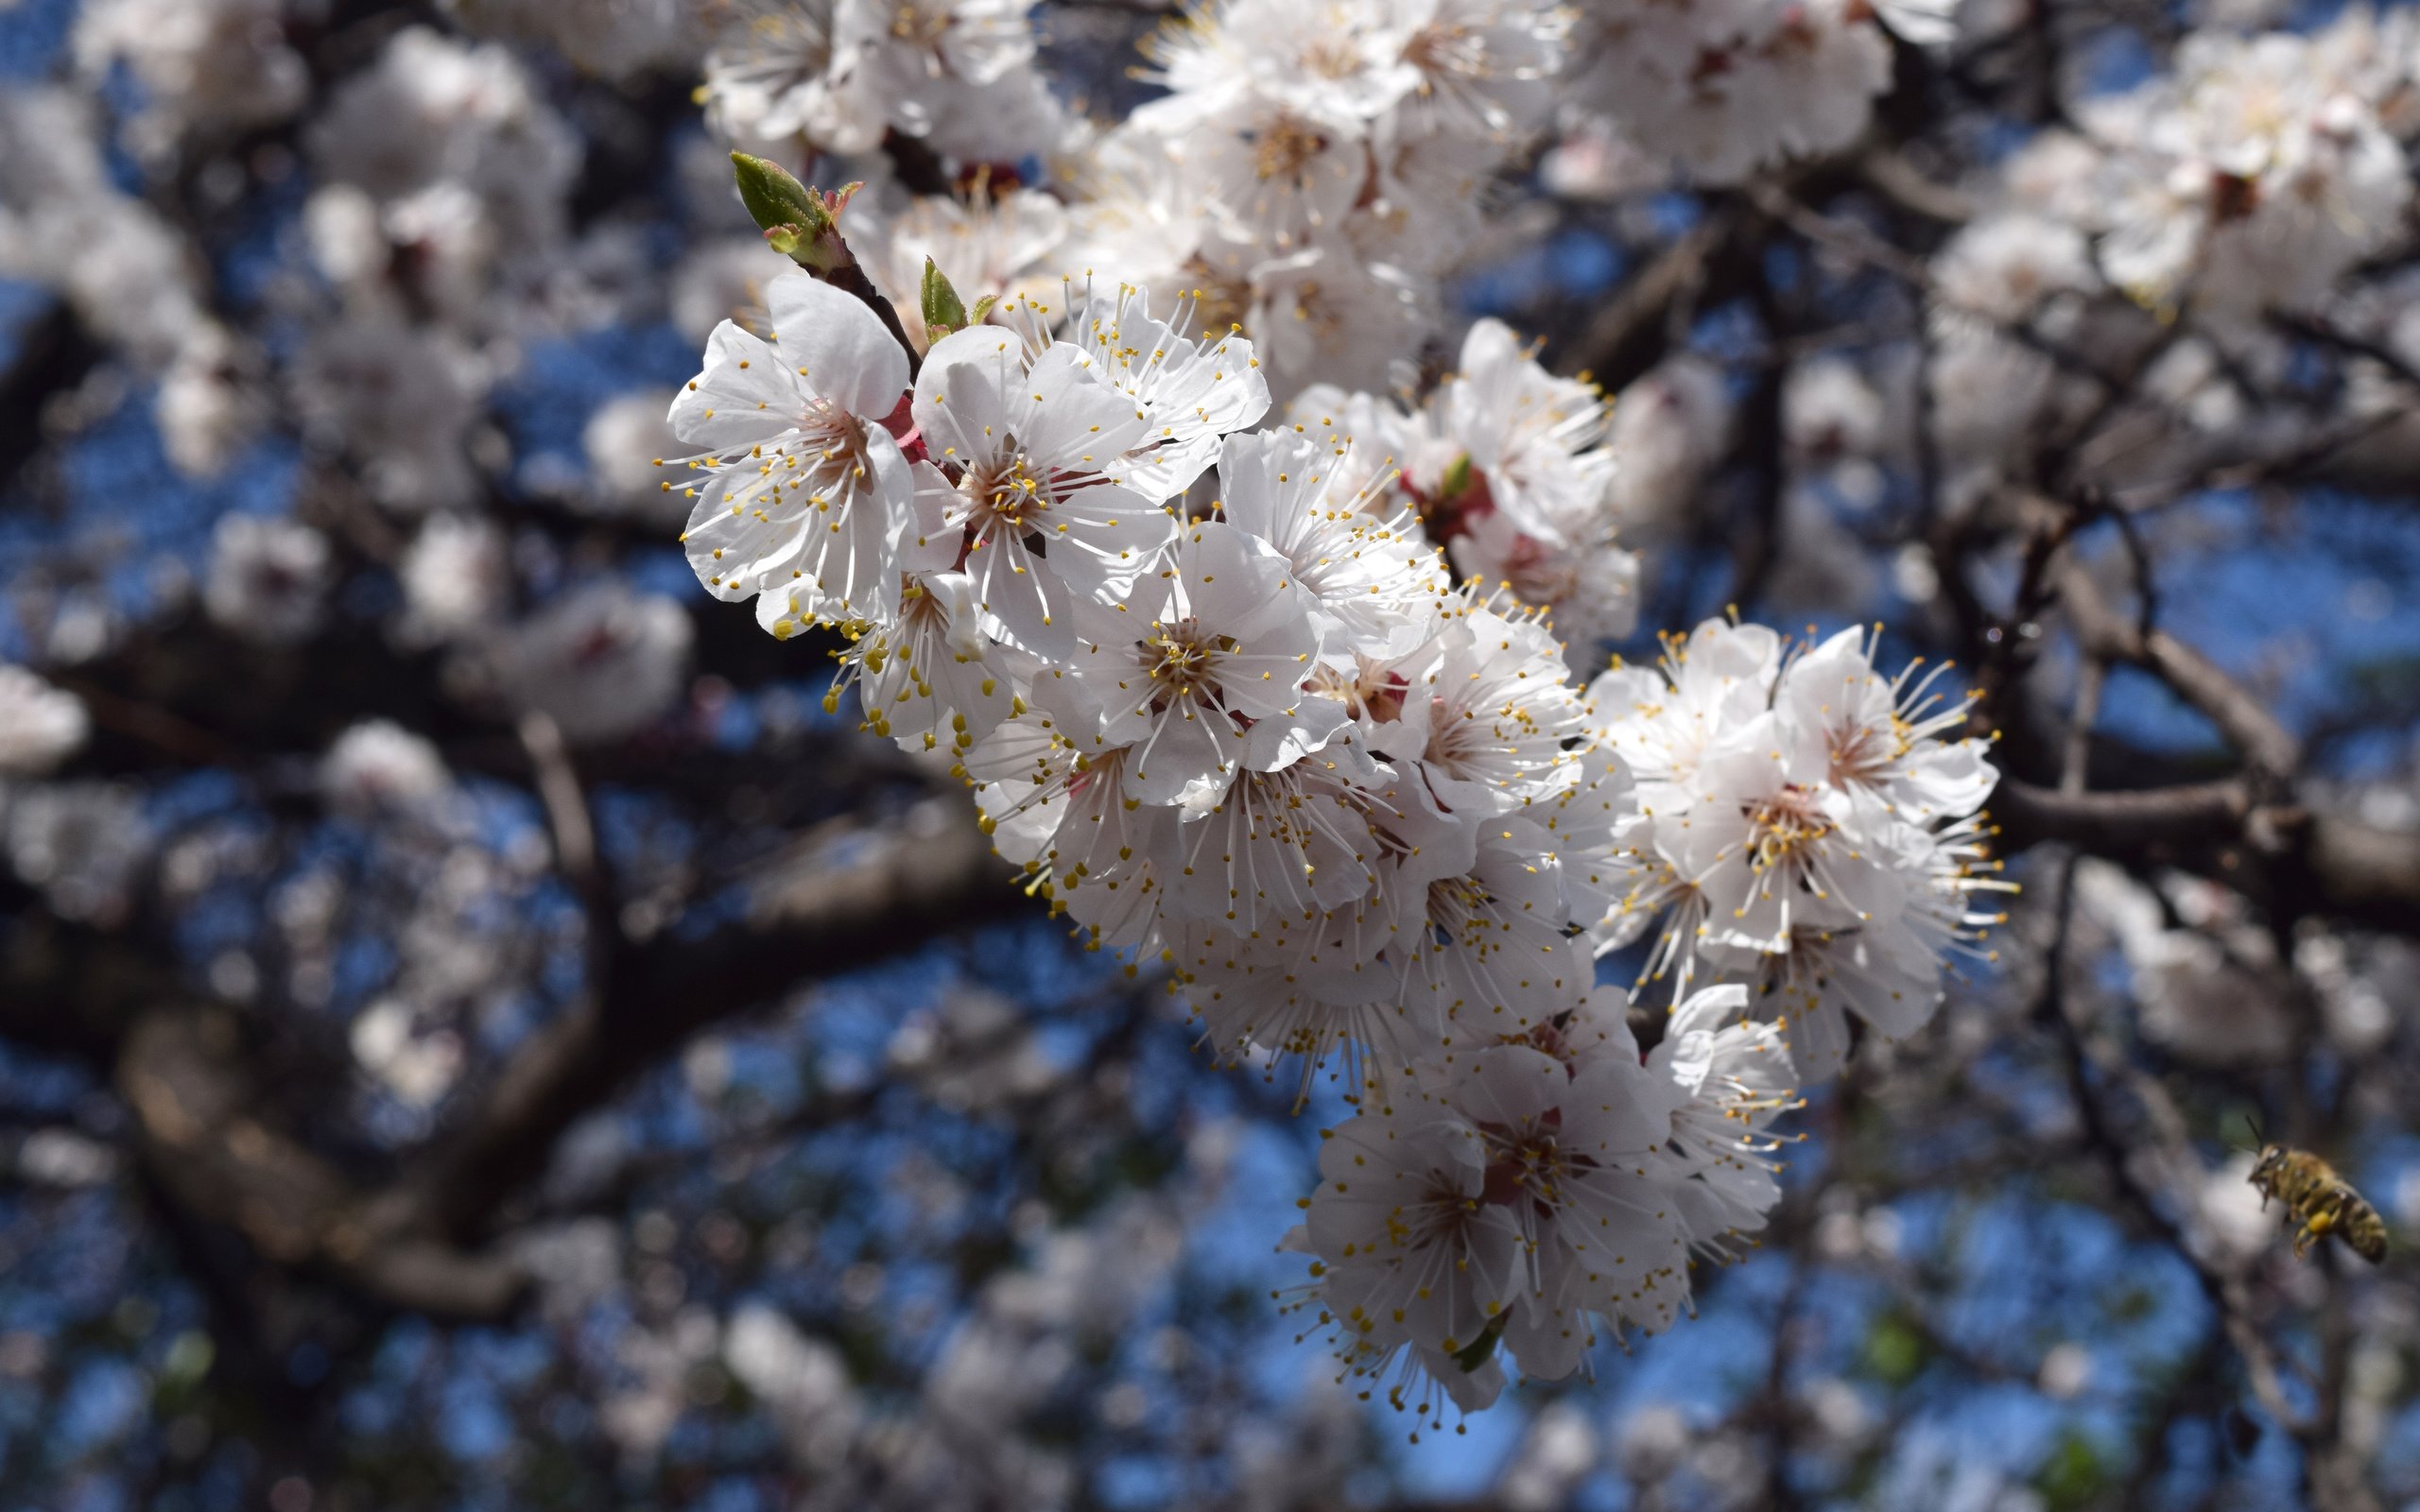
[730,152,922,374]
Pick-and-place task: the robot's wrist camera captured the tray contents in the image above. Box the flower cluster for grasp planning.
[2081,10,2420,314]
[1294,317,1641,662]
[1555,0,1939,187]
[666,247,2001,1408]
[702,0,1063,165]
[1589,619,2009,1081]
[1287,982,1795,1421]
[1105,0,1573,392]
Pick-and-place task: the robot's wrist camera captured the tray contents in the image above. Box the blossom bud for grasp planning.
[730,152,860,273]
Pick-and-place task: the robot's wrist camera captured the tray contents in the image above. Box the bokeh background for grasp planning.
[5,1,2420,1509]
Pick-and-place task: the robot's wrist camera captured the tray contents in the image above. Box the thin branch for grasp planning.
[2032,857,2307,1439]
[2055,554,2300,779]
[1561,198,1759,390]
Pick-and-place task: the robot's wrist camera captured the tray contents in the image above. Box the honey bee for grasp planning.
[2247,1133,2387,1265]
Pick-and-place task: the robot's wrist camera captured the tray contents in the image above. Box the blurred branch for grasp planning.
[1562,197,1762,390]
[117,1005,526,1320]
[2273,311,2420,395]
[398,796,1024,1243]
[2054,546,2297,779]
[2032,858,2310,1440]
[1955,491,2420,940]
[2,792,1034,1321]
[517,709,607,919]
[0,299,103,487]
[1855,146,1976,223]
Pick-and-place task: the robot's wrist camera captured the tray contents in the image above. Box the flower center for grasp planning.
[887,3,951,46]
[1425,874,1498,949]
[1480,1114,1578,1211]
[797,398,872,470]
[1251,114,1330,182]
[1302,39,1363,79]
[961,454,1048,533]
[1139,618,1234,705]
[1744,785,1833,872]
[1406,23,1476,79]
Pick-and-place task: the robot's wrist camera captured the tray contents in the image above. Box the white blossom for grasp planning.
[8,782,152,927]
[321,722,456,818]
[909,321,1169,655]
[2085,18,2416,313]
[1584,618,2004,1076]
[673,272,947,629]
[0,667,90,779]
[493,582,695,745]
[400,514,511,644]
[1564,0,1895,184]
[73,0,307,160]
[203,514,334,645]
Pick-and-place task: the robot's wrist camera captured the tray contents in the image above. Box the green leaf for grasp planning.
[969,293,1001,326]
[922,257,968,340]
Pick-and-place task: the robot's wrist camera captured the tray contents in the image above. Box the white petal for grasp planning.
[768,272,909,420]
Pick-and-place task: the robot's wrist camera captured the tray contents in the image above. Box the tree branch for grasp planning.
[397,796,1025,1242]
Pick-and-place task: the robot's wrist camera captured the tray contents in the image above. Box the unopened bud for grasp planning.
[732,153,861,273]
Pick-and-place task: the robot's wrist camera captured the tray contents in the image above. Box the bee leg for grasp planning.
[2309,1206,2339,1238]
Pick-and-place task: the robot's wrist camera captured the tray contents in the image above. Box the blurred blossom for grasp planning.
[723,1304,862,1470]
[492,581,693,745]
[291,319,483,512]
[308,26,581,281]
[15,1128,119,1188]
[2037,1340,2092,1400]
[72,0,308,161]
[580,390,689,523]
[350,997,465,1108]
[320,720,455,818]
[1802,1376,1875,1449]
[1616,1402,1693,1483]
[1539,110,1671,199]
[1500,1400,1599,1509]
[1605,355,1731,541]
[0,88,204,365]
[669,237,790,343]
[885,988,1062,1113]
[0,665,90,778]
[8,782,152,926]
[1785,355,1890,461]
[1892,541,1942,602]
[854,186,1070,351]
[443,0,702,80]
[2076,862,2297,1066]
[156,324,268,478]
[1560,0,1906,186]
[400,513,512,643]
[2200,1150,2283,1265]
[2296,928,2407,1056]
[203,514,333,644]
